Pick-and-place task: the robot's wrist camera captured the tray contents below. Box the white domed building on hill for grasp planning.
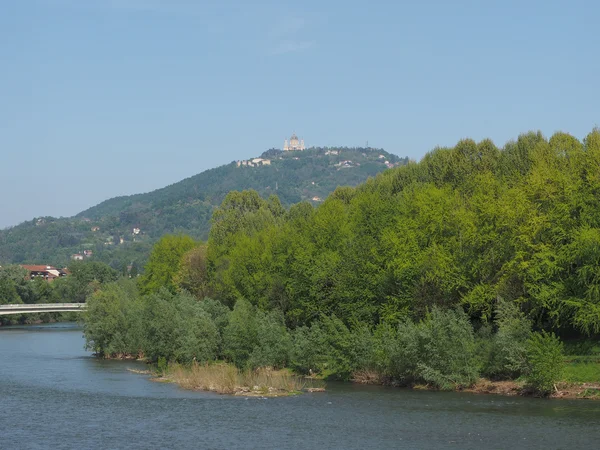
[284,133,305,151]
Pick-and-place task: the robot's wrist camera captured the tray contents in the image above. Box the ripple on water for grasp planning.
[1,325,600,449]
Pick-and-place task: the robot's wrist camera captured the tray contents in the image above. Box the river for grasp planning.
[1,323,599,449]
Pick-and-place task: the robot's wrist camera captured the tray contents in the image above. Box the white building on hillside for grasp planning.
[284,133,305,151]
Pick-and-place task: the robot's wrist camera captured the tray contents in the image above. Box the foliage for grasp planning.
[414,308,479,389]
[0,277,22,305]
[481,300,531,379]
[138,235,198,295]
[562,359,600,383]
[373,308,479,389]
[203,129,600,336]
[248,310,292,369]
[77,129,600,395]
[82,279,143,357]
[525,331,564,396]
[63,261,119,303]
[174,245,211,299]
[0,261,120,326]
[222,298,258,368]
[289,322,329,375]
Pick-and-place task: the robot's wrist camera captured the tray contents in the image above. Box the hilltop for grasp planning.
[0,147,406,268]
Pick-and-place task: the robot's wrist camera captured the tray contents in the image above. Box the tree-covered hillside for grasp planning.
[0,147,406,268]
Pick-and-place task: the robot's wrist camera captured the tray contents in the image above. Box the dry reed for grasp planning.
[167,362,324,396]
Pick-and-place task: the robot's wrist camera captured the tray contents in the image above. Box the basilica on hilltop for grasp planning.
[284,133,305,151]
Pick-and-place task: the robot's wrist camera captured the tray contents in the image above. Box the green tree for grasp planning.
[0,277,21,305]
[82,279,143,357]
[174,244,211,299]
[139,235,198,295]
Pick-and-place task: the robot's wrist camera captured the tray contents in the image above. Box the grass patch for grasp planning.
[563,359,600,383]
[165,362,325,396]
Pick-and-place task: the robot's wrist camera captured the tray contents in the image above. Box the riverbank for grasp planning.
[111,352,600,400]
[119,357,600,400]
[143,360,598,400]
[351,371,600,400]
[464,379,600,400]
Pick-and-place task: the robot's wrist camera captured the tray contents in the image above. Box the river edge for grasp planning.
[464,379,600,400]
[129,361,599,400]
[3,323,595,400]
[98,352,599,400]
[351,373,600,400]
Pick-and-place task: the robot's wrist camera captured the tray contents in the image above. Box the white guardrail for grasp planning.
[0,303,87,315]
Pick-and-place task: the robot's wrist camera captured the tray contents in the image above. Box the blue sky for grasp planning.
[1,0,599,229]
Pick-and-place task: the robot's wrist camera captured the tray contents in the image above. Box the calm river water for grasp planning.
[1,323,599,449]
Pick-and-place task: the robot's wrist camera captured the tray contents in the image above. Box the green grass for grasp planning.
[563,358,600,383]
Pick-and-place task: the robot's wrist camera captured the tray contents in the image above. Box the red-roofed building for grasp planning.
[20,265,68,282]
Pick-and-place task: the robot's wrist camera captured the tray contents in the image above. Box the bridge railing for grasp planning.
[0,303,87,315]
[0,303,87,309]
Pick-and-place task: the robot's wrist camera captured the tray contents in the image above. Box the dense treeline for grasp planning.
[83,129,600,395]
[206,129,600,336]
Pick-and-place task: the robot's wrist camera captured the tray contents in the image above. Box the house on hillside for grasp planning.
[236,158,272,167]
[71,253,84,261]
[21,265,68,282]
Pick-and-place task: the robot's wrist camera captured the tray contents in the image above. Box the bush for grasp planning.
[83,279,143,357]
[248,310,291,369]
[481,300,531,379]
[141,289,180,362]
[415,308,479,389]
[197,298,231,356]
[223,299,258,367]
[348,324,377,373]
[290,322,329,375]
[319,315,355,379]
[525,331,564,396]
[173,293,220,363]
[373,308,479,389]
[377,320,420,383]
[140,290,221,364]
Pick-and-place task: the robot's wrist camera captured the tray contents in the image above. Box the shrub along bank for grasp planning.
[83,281,567,397]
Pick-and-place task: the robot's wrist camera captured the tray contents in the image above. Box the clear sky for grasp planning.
[1,0,599,229]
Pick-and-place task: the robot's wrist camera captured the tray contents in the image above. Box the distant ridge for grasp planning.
[0,146,407,268]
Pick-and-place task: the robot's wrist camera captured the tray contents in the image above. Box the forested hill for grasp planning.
[0,147,406,268]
